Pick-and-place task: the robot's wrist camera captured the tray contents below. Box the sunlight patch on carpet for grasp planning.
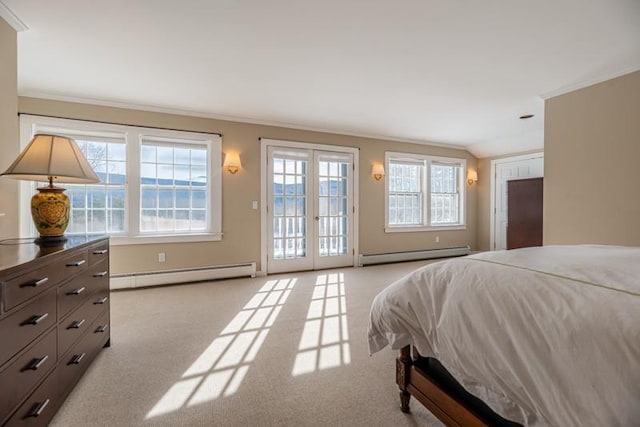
[146,278,296,419]
[292,273,350,376]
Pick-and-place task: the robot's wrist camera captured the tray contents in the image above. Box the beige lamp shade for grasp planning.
[372,163,385,180]
[1,134,99,243]
[223,151,242,174]
[467,169,478,185]
[1,134,100,184]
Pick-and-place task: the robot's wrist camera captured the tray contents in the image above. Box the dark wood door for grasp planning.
[507,177,543,250]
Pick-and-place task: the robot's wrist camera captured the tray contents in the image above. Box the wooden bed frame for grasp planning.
[396,345,522,427]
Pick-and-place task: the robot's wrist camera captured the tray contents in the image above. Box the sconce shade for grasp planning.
[372,163,385,181]
[223,151,241,174]
[1,134,100,243]
[467,169,478,185]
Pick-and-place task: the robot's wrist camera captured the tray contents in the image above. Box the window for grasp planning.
[67,137,127,235]
[388,161,423,226]
[386,152,466,231]
[430,161,462,225]
[19,115,222,244]
[139,140,208,233]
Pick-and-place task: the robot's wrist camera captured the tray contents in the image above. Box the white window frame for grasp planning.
[385,151,466,233]
[19,115,222,245]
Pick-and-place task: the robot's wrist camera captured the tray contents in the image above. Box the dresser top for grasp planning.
[0,235,108,273]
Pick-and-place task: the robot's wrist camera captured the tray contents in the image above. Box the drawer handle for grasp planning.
[93,249,108,255]
[95,324,108,333]
[66,260,86,267]
[28,398,50,418]
[23,313,49,325]
[21,277,49,288]
[69,319,86,329]
[93,271,108,277]
[94,296,109,305]
[25,355,49,371]
[66,287,86,295]
[70,353,86,365]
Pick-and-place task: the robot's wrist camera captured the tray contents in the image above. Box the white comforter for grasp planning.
[368,245,640,427]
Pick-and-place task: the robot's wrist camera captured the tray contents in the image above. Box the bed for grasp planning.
[368,245,640,427]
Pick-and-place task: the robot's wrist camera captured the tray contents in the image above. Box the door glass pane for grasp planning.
[318,159,349,257]
[272,156,308,260]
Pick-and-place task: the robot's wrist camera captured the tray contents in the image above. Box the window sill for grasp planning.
[385,225,466,233]
[110,232,223,245]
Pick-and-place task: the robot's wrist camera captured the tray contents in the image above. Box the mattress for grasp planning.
[368,245,640,427]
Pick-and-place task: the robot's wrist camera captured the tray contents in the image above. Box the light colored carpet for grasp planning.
[50,260,445,427]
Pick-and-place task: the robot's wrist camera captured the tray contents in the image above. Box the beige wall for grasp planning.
[0,18,19,240]
[476,156,492,251]
[544,70,640,245]
[18,97,478,274]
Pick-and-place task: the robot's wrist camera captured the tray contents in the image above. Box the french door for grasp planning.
[266,146,355,274]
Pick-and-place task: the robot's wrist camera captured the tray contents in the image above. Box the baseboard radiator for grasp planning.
[110,262,257,290]
[358,246,470,266]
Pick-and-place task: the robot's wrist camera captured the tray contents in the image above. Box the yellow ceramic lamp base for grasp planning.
[31,185,70,242]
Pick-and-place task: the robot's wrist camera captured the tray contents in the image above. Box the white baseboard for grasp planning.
[358,246,470,266]
[110,262,256,290]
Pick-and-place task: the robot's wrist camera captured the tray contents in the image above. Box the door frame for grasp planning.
[260,138,359,275]
[490,152,544,251]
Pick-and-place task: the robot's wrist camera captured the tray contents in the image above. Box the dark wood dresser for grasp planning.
[0,236,110,426]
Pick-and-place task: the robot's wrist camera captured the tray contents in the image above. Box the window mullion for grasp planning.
[424,160,430,226]
[128,130,141,236]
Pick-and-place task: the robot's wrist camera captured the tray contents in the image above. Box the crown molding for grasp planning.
[0,1,28,31]
[540,64,640,100]
[19,91,469,151]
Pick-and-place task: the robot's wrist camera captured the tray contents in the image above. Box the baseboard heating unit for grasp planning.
[110,262,257,290]
[358,246,470,266]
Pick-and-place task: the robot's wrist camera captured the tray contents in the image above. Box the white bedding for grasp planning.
[368,245,640,427]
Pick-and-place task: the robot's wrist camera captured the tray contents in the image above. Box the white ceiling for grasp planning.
[3,0,640,158]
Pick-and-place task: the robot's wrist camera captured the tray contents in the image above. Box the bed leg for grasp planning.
[399,390,411,413]
[396,345,411,413]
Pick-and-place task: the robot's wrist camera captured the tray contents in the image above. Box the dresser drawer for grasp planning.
[57,259,108,320]
[57,278,90,321]
[0,290,57,364]
[87,259,109,295]
[88,241,109,266]
[3,369,59,427]
[58,290,109,358]
[58,309,109,396]
[3,250,89,312]
[0,328,57,423]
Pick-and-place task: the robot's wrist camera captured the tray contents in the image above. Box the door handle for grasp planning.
[314,216,319,220]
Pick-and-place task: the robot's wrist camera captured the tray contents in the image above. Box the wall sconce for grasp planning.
[223,151,241,174]
[1,134,99,244]
[467,169,478,185]
[372,163,385,181]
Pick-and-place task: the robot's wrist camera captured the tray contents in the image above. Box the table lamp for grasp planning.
[1,133,100,244]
